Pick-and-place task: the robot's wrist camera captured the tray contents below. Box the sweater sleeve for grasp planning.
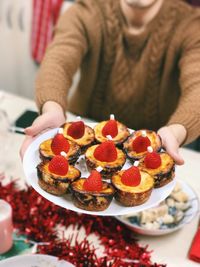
[35,3,90,112]
[167,17,200,144]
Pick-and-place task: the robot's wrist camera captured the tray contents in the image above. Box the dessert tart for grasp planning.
[71,169,115,211]
[62,118,95,153]
[39,130,81,165]
[85,140,126,179]
[123,129,162,161]
[139,147,175,188]
[37,153,81,196]
[94,114,130,146]
[111,162,154,206]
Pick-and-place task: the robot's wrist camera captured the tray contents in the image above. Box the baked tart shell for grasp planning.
[139,152,175,188]
[123,130,162,161]
[71,178,115,211]
[111,170,154,206]
[62,123,95,153]
[94,121,130,146]
[39,139,81,165]
[85,145,126,179]
[37,162,81,196]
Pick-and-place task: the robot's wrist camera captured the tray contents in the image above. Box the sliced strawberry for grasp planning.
[132,136,151,153]
[48,155,69,176]
[93,141,117,162]
[83,170,103,191]
[67,121,85,139]
[102,119,118,138]
[121,166,141,186]
[144,152,161,169]
[51,133,70,155]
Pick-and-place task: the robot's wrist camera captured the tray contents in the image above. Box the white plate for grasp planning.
[0,254,75,267]
[116,179,199,235]
[23,126,176,216]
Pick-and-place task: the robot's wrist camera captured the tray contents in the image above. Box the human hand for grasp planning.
[20,101,66,159]
[157,124,187,165]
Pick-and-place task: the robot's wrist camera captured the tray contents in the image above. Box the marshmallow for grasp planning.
[58,128,63,134]
[96,166,103,172]
[60,151,67,157]
[110,114,115,120]
[141,130,147,137]
[147,146,153,153]
[106,135,113,140]
[134,161,139,167]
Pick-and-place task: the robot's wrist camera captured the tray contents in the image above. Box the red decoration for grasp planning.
[0,176,166,267]
[31,0,63,64]
[48,155,69,176]
[102,120,118,138]
[132,136,151,153]
[121,167,141,187]
[51,133,70,155]
[144,152,162,169]
[94,141,118,162]
[67,121,85,139]
[83,170,103,191]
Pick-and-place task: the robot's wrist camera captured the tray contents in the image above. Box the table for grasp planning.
[0,90,199,266]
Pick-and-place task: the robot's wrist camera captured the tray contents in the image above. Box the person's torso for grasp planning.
[69,0,197,130]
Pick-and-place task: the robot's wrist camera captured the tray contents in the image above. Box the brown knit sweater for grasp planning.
[36,0,200,144]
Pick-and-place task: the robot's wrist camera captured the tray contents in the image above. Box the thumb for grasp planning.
[24,114,52,136]
[166,146,184,165]
[158,126,185,166]
[24,126,35,136]
[162,137,184,165]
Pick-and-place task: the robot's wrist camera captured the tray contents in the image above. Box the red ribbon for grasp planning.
[31,0,63,63]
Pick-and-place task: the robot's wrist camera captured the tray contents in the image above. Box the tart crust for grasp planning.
[94,121,130,146]
[39,138,81,165]
[111,170,154,206]
[37,162,81,196]
[62,122,95,152]
[85,145,126,179]
[139,152,175,188]
[123,130,162,161]
[71,178,115,211]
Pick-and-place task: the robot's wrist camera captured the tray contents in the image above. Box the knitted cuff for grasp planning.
[35,92,67,115]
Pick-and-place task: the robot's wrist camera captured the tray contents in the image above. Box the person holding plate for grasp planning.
[20,0,200,164]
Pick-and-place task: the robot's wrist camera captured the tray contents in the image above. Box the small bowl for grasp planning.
[115,179,199,236]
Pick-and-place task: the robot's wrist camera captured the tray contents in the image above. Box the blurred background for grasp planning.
[0,0,74,99]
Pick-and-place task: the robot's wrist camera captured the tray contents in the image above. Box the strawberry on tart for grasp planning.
[85,138,126,179]
[62,117,95,153]
[71,167,115,211]
[94,114,130,146]
[39,128,81,165]
[139,146,175,188]
[123,129,162,161]
[111,162,154,206]
[37,152,81,196]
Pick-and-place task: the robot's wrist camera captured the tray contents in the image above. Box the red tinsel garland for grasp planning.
[0,178,166,267]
